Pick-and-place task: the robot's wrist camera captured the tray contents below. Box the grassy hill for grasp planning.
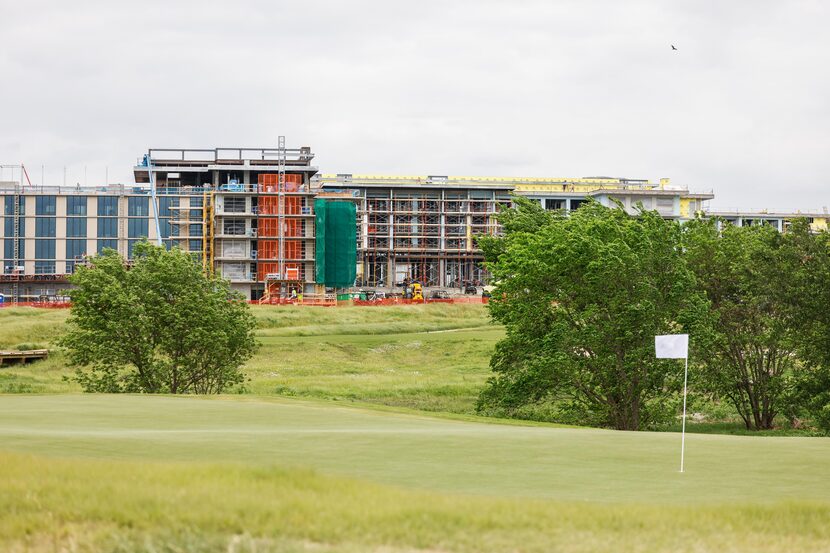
[0,304,500,413]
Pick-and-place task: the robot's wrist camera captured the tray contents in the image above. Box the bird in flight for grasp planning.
[671,44,678,51]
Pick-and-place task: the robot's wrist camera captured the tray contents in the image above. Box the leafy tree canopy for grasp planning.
[683,219,806,430]
[777,220,830,432]
[61,241,257,394]
[478,199,708,430]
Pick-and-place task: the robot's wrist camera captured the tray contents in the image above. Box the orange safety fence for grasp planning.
[352,297,489,306]
[249,296,488,308]
[249,295,337,307]
[0,301,72,309]
[0,297,487,309]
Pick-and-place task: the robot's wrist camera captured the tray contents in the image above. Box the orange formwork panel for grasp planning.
[257,196,304,216]
[284,219,302,236]
[259,219,279,237]
[257,262,278,281]
[285,196,301,214]
[257,262,301,282]
[258,219,303,237]
[259,196,279,215]
[284,240,302,259]
[258,173,303,192]
[258,240,303,260]
[258,241,277,259]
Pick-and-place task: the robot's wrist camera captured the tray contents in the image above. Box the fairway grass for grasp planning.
[3,395,829,504]
[2,395,830,552]
[4,451,830,553]
[3,306,830,551]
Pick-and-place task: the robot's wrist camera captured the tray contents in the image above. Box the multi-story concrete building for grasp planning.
[3,146,829,303]
[315,174,717,289]
[132,144,319,300]
[505,176,714,219]
[317,174,513,288]
[706,209,830,232]
[1,143,324,301]
[0,181,197,301]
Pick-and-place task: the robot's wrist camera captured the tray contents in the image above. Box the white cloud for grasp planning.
[1,0,828,210]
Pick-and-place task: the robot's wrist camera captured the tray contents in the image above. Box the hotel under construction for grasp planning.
[1,139,828,303]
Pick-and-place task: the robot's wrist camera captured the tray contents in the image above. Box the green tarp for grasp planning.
[315,199,357,287]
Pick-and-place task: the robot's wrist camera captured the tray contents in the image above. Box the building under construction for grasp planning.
[314,174,724,289]
[2,143,829,303]
[317,175,513,288]
[132,142,325,301]
[0,143,356,302]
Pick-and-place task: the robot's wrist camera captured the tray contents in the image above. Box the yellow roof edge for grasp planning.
[318,174,655,185]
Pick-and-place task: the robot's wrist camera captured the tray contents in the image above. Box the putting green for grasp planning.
[1,394,828,504]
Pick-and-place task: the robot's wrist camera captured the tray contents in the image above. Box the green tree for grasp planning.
[477,199,707,430]
[779,220,830,433]
[683,219,800,430]
[61,241,257,394]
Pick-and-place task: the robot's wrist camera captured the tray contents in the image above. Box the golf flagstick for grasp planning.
[680,353,688,473]
[655,334,690,473]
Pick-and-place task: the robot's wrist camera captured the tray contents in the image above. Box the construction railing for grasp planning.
[0,297,486,309]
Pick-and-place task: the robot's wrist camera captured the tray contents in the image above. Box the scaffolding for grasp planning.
[277,135,286,283]
[356,188,507,289]
[11,192,21,303]
[201,191,215,274]
[167,200,198,255]
[252,137,316,302]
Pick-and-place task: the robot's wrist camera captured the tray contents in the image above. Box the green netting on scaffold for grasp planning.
[315,199,357,287]
[315,198,327,284]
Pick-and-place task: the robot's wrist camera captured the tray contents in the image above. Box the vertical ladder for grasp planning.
[208,192,215,275]
[277,135,286,280]
[11,192,20,303]
[201,191,215,275]
[202,191,208,273]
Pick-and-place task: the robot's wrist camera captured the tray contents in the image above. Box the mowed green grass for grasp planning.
[0,304,500,412]
[2,395,830,552]
[4,395,830,503]
[3,306,830,551]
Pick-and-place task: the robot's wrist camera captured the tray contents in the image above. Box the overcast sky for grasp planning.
[1,0,828,210]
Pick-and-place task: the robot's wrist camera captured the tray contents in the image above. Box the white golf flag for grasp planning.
[655,334,688,359]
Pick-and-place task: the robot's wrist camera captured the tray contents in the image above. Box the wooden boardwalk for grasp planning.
[0,349,49,366]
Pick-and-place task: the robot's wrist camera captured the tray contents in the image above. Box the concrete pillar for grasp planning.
[465,214,473,252]
[439,258,446,287]
[387,256,395,288]
[361,206,369,250]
